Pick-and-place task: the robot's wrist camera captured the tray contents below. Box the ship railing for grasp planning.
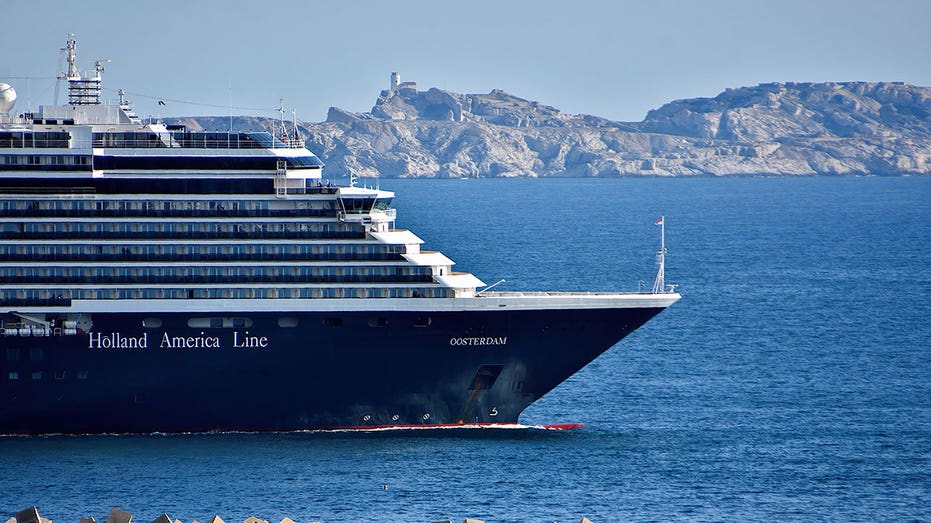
[0,208,341,218]
[1,275,436,285]
[0,138,71,148]
[0,298,72,308]
[2,132,302,150]
[305,186,340,195]
[87,132,306,150]
[279,136,305,148]
[337,208,397,222]
[0,187,95,198]
[0,231,375,240]
[477,291,665,298]
[0,253,404,263]
[89,139,291,149]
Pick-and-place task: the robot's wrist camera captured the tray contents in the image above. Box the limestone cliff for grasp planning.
[170,81,931,177]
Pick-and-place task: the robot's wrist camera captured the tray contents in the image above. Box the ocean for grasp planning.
[1,177,929,522]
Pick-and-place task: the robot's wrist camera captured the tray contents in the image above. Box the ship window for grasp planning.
[7,371,18,381]
[142,318,162,329]
[413,316,432,328]
[29,347,43,361]
[77,371,88,380]
[277,317,299,328]
[5,348,18,361]
[368,317,389,328]
[31,371,42,381]
[323,317,342,327]
[339,197,376,213]
[188,317,253,329]
[285,155,324,168]
[54,370,66,380]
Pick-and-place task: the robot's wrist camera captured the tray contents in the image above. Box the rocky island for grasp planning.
[171,78,931,177]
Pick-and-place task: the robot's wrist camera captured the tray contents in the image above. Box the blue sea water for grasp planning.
[1,177,929,522]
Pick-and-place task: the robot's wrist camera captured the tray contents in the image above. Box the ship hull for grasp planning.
[0,305,666,434]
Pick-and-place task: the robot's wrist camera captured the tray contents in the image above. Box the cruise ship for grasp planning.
[0,38,680,434]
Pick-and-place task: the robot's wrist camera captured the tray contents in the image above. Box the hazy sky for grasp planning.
[3,0,929,123]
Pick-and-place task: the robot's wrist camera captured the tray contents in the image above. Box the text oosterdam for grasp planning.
[448,336,507,347]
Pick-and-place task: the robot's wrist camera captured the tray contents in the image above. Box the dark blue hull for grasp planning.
[0,306,665,434]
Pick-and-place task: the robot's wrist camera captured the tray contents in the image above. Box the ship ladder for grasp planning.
[275,159,287,198]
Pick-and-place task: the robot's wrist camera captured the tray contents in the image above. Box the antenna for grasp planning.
[64,35,78,79]
[53,36,71,105]
[278,97,286,145]
[58,36,106,106]
[228,81,233,132]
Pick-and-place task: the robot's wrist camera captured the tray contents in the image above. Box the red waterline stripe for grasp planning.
[309,422,586,432]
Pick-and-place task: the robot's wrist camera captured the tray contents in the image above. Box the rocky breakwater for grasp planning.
[173,81,931,177]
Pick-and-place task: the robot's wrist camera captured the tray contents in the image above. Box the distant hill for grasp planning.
[170,81,931,177]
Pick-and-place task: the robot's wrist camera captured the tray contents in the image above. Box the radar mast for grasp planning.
[57,35,103,106]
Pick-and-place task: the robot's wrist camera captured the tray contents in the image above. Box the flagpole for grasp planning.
[660,214,665,292]
[652,215,665,294]
[661,214,666,292]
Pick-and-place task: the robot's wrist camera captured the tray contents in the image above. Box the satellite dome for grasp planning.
[0,83,16,113]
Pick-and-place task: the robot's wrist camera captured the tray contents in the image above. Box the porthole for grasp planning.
[368,317,389,328]
[277,317,299,328]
